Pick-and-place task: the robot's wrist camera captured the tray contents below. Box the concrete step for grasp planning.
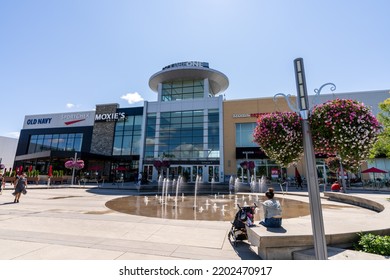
[293,246,388,260]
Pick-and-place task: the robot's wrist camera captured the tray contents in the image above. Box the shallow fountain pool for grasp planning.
[105,194,312,221]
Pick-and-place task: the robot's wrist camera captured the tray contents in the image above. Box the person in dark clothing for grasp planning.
[13,173,27,203]
[296,175,303,189]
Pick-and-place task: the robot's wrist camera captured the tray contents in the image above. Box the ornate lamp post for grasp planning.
[274,58,335,260]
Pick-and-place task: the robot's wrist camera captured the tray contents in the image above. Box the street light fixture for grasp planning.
[294,58,327,260]
[274,58,333,260]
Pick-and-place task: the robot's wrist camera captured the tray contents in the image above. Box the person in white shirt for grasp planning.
[259,187,282,228]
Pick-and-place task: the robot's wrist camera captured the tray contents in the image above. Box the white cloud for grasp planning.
[121,92,144,104]
[66,103,75,108]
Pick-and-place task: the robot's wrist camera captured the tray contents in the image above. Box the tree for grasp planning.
[370,98,390,158]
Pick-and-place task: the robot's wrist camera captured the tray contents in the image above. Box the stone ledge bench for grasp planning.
[246,219,321,260]
[323,191,384,212]
[245,193,389,260]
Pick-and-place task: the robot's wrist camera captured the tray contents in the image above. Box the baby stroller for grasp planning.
[228,203,257,246]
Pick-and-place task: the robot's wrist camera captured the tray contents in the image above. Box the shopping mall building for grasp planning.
[13,61,390,184]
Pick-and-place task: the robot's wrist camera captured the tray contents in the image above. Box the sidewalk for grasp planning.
[0,184,389,260]
[0,185,259,260]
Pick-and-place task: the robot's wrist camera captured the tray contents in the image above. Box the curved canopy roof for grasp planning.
[149,64,229,95]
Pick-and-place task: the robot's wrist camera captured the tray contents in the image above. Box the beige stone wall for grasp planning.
[223,96,296,176]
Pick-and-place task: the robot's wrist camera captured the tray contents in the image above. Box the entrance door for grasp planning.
[168,166,178,180]
[143,165,153,182]
[208,165,219,182]
[316,162,328,190]
[192,166,203,182]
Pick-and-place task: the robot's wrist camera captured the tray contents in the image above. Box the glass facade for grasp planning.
[144,109,220,160]
[235,123,257,147]
[113,115,143,156]
[161,80,204,101]
[28,133,83,154]
[208,109,220,158]
[144,113,156,159]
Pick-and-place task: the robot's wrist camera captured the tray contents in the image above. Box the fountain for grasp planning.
[229,175,235,192]
[234,177,240,193]
[104,173,337,222]
[165,178,170,205]
[106,191,318,221]
[259,175,267,193]
[158,175,163,193]
[193,175,200,209]
[174,175,182,208]
[250,175,256,193]
[160,178,166,204]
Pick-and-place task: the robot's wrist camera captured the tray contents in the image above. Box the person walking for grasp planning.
[13,172,27,203]
[0,173,4,194]
[296,174,303,189]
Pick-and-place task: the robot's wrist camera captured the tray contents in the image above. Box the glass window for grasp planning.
[121,136,132,155]
[27,133,83,154]
[28,135,38,153]
[74,134,82,151]
[236,123,257,147]
[132,135,141,154]
[113,112,144,156]
[66,134,75,151]
[51,134,60,150]
[161,80,204,102]
[113,136,122,155]
[36,135,44,152]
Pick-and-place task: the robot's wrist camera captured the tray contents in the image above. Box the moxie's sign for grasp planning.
[95,112,126,122]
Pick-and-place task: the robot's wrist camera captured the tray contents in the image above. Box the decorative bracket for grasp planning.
[312,83,336,108]
[273,93,299,113]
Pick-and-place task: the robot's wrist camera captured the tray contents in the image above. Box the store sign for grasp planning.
[26,118,52,125]
[95,112,126,122]
[23,111,95,129]
[62,113,91,125]
[271,168,279,178]
[232,113,268,118]
[162,61,209,70]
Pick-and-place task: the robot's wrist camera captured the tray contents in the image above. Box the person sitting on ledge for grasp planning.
[331,181,341,192]
[259,188,282,228]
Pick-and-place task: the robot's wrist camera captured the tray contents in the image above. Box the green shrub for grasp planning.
[354,232,390,256]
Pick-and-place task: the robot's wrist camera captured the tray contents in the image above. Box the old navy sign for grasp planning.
[23,111,95,129]
[26,118,52,125]
[95,112,126,122]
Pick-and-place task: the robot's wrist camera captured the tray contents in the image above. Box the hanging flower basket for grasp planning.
[253,112,303,167]
[153,160,170,172]
[310,99,382,172]
[65,159,85,170]
[240,161,248,169]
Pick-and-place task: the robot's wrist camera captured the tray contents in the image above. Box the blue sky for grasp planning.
[1,0,389,138]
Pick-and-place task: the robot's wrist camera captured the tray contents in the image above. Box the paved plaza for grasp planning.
[0,183,389,260]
